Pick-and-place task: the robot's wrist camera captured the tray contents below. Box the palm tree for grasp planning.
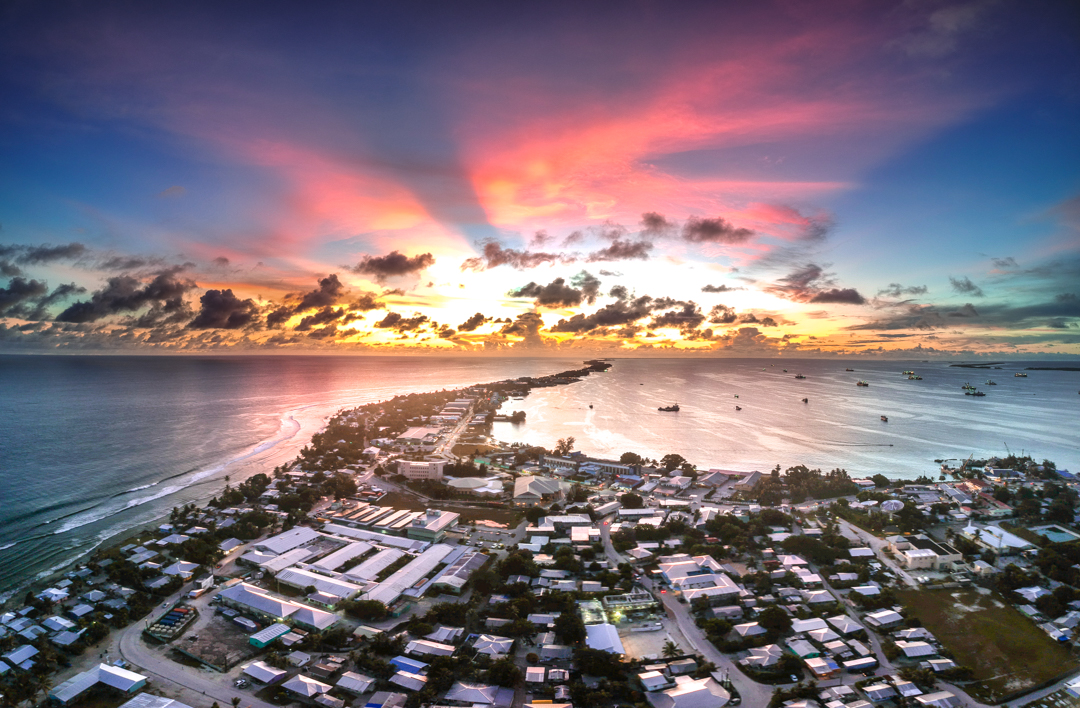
[662,640,679,658]
[232,697,241,708]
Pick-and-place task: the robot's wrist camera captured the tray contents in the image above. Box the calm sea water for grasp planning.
[1,355,1076,599]
[0,355,577,598]
[494,358,1080,481]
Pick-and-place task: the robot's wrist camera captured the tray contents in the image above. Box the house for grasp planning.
[862,684,897,702]
[645,677,731,708]
[639,671,673,691]
[915,692,962,708]
[1017,586,1051,603]
[805,657,841,679]
[390,671,427,691]
[336,672,376,695]
[526,667,545,683]
[243,661,288,684]
[474,635,514,657]
[513,476,565,507]
[734,622,765,638]
[406,639,455,658]
[445,682,499,705]
[826,615,864,635]
[540,644,574,661]
[895,641,936,658]
[742,644,783,668]
[791,618,828,633]
[281,675,331,699]
[863,609,903,629]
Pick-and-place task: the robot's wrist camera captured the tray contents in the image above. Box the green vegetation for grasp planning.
[897,588,1077,702]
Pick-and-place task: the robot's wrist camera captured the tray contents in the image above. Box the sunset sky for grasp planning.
[1,1,1078,356]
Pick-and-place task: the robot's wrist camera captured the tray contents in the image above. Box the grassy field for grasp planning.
[897,588,1077,702]
[378,489,521,525]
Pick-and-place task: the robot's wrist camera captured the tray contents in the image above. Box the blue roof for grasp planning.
[390,656,427,673]
[1057,469,1075,480]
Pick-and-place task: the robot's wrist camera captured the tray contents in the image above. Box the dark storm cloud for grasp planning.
[877,283,928,298]
[0,242,87,264]
[701,283,742,293]
[0,278,48,317]
[296,274,347,311]
[681,216,754,244]
[570,270,601,304]
[651,302,705,330]
[765,262,866,305]
[949,275,984,297]
[586,239,653,262]
[508,278,586,308]
[375,312,429,331]
[461,241,569,270]
[294,307,345,332]
[609,284,629,301]
[561,231,586,247]
[739,312,778,327]
[1058,293,1078,303]
[348,251,435,282]
[350,292,384,312]
[187,288,259,329]
[708,304,737,324]
[550,295,657,333]
[500,312,545,346]
[56,267,197,323]
[809,288,866,304]
[640,212,676,236]
[0,261,21,277]
[457,312,490,332]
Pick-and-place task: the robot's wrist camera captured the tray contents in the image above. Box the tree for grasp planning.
[620,452,643,465]
[554,437,576,456]
[488,657,522,687]
[757,606,792,634]
[662,640,679,658]
[619,493,644,509]
[871,474,890,488]
[661,454,686,472]
[231,698,241,708]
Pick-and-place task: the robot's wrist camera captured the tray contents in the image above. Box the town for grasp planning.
[2,364,1079,708]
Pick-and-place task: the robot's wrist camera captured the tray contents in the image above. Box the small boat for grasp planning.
[1015,372,1028,377]
[881,415,888,422]
[589,404,593,409]
[965,390,986,397]
[907,375,922,380]
[801,398,808,403]
[962,383,976,390]
[902,370,914,375]
[856,380,869,387]
[783,369,788,372]
[735,406,742,411]
[795,374,806,379]
[734,394,739,398]
[658,403,680,412]
[845,368,854,372]
[985,380,997,386]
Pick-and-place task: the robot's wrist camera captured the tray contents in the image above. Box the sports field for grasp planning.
[897,588,1077,702]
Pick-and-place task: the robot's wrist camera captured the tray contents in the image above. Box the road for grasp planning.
[834,518,918,588]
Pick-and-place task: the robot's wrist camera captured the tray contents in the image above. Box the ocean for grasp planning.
[1,355,1076,599]
[0,354,576,599]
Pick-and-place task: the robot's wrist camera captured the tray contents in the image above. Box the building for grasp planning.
[406,509,459,543]
[889,535,964,570]
[118,695,194,708]
[961,523,1035,555]
[254,527,323,556]
[657,554,739,603]
[433,551,488,594]
[585,623,625,654]
[51,664,147,705]
[217,583,337,631]
[397,460,445,481]
[513,476,565,506]
[363,543,455,605]
[646,677,730,708]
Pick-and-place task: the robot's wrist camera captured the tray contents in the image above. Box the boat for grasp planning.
[881,415,888,422]
[965,390,986,397]
[801,398,808,403]
[735,406,742,411]
[961,383,976,390]
[783,369,787,372]
[902,370,914,375]
[794,374,806,379]
[734,394,739,398]
[856,380,869,387]
[589,404,593,409]
[658,403,680,412]
[907,375,922,380]
[845,368,854,372]
[1015,372,1028,377]
[985,380,997,385]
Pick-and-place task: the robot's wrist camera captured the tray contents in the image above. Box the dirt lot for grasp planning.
[898,587,1077,703]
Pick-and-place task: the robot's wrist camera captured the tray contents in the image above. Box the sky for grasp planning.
[1,0,1078,356]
